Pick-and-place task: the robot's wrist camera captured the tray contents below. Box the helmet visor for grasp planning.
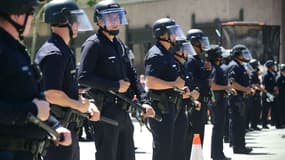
[200,36,211,51]
[166,25,186,41]
[180,41,197,58]
[241,49,252,62]
[70,9,93,31]
[100,8,128,27]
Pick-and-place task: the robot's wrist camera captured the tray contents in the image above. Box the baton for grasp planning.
[108,90,162,122]
[70,109,119,126]
[27,113,63,141]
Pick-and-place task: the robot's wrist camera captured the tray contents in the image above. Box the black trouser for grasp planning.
[211,92,227,159]
[150,101,176,160]
[44,122,80,160]
[94,102,135,160]
[190,97,208,143]
[172,107,188,160]
[0,151,40,160]
[230,95,247,148]
[262,100,273,127]
[250,94,261,128]
[271,98,282,128]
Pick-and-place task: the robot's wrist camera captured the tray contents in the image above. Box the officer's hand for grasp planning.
[33,98,50,121]
[190,89,200,100]
[76,96,90,113]
[88,103,100,122]
[54,127,72,146]
[174,77,185,89]
[142,104,155,118]
[204,61,212,71]
[182,87,191,99]
[118,79,130,93]
[245,87,252,95]
[194,100,201,111]
[250,88,256,95]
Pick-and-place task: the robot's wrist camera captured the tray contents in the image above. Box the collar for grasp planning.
[0,27,28,56]
[156,41,170,55]
[97,28,118,43]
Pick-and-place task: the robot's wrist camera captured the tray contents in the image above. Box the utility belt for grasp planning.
[104,95,132,112]
[213,91,228,99]
[51,105,84,128]
[0,137,49,155]
[235,91,249,99]
[149,91,181,114]
[87,90,132,113]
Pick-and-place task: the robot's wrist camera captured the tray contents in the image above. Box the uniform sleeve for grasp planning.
[78,40,119,91]
[40,54,65,90]
[0,101,38,125]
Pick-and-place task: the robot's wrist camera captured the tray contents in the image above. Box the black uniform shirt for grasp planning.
[78,29,148,103]
[187,55,211,96]
[211,64,228,86]
[262,71,276,93]
[35,33,78,100]
[228,60,249,87]
[144,42,180,93]
[0,28,58,139]
[250,71,260,85]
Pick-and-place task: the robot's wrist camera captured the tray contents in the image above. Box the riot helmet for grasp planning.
[0,0,40,40]
[152,18,189,55]
[94,0,127,35]
[279,64,285,72]
[43,0,93,34]
[174,39,197,60]
[231,44,252,62]
[264,60,274,68]
[249,59,259,70]
[0,0,39,15]
[205,46,223,64]
[186,29,210,52]
[152,18,186,41]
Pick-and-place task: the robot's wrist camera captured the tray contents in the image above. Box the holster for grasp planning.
[50,105,84,128]
[0,137,49,156]
[150,92,181,114]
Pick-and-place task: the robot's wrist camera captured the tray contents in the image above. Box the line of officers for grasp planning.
[1,0,285,160]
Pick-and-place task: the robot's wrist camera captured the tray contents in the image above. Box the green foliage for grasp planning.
[87,0,97,7]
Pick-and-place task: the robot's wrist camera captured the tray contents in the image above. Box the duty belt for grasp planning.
[0,138,48,155]
[104,96,131,112]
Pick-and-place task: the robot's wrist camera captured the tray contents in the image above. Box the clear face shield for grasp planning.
[241,49,253,62]
[180,41,197,58]
[166,24,186,42]
[199,36,211,51]
[69,9,93,31]
[100,8,128,27]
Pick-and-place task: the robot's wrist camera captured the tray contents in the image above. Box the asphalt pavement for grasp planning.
[80,120,285,160]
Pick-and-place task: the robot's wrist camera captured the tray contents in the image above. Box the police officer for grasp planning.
[220,49,232,144]
[262,60,278,129]
[172,39,201,160]
[276,64,285,127]
[35,1,100,160]
[144,17,186,160]
[186,29,212,143]
[248,59,263,130]
[228,44,254,154]
[78,1,155,160]
[0,1,71,160]
[206,47,232,160]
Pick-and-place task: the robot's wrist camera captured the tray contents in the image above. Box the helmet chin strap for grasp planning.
[101,26,119,36]
[0,13,29,40]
